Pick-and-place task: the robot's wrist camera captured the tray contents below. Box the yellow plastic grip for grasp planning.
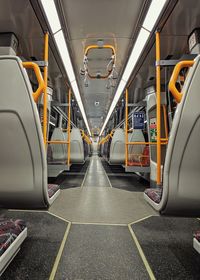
[169,60,194,103]
[22,62,45,102]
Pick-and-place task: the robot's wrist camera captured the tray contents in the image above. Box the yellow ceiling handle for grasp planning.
[169,60,194,103]
[22,62,45,103]
[85,44,116,57]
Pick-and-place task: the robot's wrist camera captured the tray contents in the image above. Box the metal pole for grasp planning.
[156,31,161,185]
[43,32,49,147]
[67,89,71,166]
[125,89,129,167]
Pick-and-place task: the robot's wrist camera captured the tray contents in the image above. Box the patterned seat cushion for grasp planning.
[144,188,162,204]
[48,184,60,198]
[0,219,26,257]
[194,231,200,242]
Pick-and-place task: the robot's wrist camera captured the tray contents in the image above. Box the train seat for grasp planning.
[0,218,27,275]
[0,56,60,208]
[109,128,125,164]
[48,184,60,203]
[70,128,85,164]
[127,130,146,166]
[144,55,200,215]
[50,128,68,163]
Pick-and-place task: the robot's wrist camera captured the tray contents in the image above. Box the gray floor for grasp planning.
[0,211,68,280]
[132,216,200,279]
[55,224,149,280]
[49,155,157,224]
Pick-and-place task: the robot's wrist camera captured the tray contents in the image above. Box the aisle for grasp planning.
[49,155,156,224]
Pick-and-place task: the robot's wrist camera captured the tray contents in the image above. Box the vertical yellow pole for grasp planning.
[156,31,161,185]
[43,32,49,147]
[67,88,71,166]
[125,88,129,167]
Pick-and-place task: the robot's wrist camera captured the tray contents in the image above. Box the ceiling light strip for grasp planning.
[40,0,91,136]
[100,0,168,136]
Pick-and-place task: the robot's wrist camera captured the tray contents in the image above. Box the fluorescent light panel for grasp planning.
[40,0,61,34]
[142,0,167,32]
[40,0,91,135]
[100,0,167,136]
[54,31,76,83]
[122,28,150,82]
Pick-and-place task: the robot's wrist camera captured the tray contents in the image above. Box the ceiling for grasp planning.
[59,0,147,130]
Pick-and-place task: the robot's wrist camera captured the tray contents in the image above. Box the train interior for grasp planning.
[1,0,200,279]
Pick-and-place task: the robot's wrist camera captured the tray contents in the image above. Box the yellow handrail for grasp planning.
[22,62,45,103]
[81,129,92,144]
[84,44,116,79]
[67,89,71,166]
[43,32,49,147]
[156,31,161,186]
[169,60,194,103]
[125,88,128,167]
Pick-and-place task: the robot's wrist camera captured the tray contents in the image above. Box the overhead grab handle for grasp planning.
[169,60,194,103]
[22,62,45,103]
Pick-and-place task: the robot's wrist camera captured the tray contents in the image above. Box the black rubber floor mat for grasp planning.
[55,224,149,280]
[131,216,200,279]
[48,159,89,186]
[69,159,90,173]
[0,211,68,280]
[109,175,148,192]
[101,159,125,174]
[58,174,84,189]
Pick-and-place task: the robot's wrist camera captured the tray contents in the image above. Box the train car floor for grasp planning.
[1,155,200,279]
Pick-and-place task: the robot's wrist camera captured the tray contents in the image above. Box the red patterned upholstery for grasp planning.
[48,184,59,198]
[144,188,162,204]
[0,219,26,257]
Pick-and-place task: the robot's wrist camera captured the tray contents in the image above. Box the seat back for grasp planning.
[50,128,68,161]
[128,130,145,163]
[0,56,49,208]
[161,55,200,214]
[109,128,125,164]
[70,128,84,163]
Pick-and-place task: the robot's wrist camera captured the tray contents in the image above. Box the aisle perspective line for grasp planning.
[128,224,156,280]
[81,159,91,188]
[49,222,72,280]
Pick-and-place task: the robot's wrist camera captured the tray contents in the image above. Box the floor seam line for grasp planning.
[128,224,156,280]
[100,158,113,188]
[49,222,72,280]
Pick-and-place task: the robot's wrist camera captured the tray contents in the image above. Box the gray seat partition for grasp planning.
[128,130,145,163]
[70,128,84,164]
[144,55,200,215]
[109,128,125,164]
[146,91,167,186]
[50,128,68,162]
[0,56,59,208]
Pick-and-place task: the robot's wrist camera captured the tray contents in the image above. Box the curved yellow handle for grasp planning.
[22,62,45,102]
[169,60,194,103]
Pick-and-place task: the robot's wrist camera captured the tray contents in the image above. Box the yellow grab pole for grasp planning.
[67,89,71,166]
[125,88,129,167]
[43,32,49,147]
[156,31,161,185]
